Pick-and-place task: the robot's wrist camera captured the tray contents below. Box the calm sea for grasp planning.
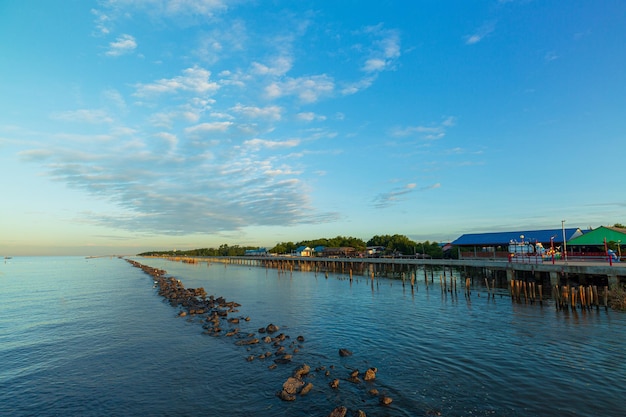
[1,256,625,417]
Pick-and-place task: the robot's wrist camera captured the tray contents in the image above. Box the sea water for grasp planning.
[1,256,625,416]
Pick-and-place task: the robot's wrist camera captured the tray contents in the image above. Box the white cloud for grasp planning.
[102,89,127,110]
[185,121,233,136]
[231,104,282,121]
[361,25,401,73]
[341,76,376,96]
[465,23,495,45]
[50,109,114,124]
[297,112,326,122]
[373,183,441,208]
[155,132,179,149]
[392,116,456,140]
[251,56,293,77]
[266,75,335,103]
[106,34,137,56]
[373,182,440,209]
[134,66,219,96]
[163,0,229,16]
[243,138,300,150]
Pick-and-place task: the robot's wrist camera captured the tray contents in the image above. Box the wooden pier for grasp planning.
[163,255,626,289]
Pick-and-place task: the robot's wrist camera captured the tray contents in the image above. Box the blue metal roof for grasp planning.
[451,228,583,246]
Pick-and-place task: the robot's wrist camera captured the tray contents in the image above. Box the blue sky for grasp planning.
[1,0,625,256]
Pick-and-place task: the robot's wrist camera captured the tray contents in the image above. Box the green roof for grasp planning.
[566,226,626,246]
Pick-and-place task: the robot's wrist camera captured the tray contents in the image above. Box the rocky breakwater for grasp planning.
[126,259,394,416]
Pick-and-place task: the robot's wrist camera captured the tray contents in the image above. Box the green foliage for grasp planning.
[367,234,443,258]
[139,234,446,258]
[269,236,367,254]
[298,236,367,251]
[614,223,626,229]
[138,244,259,257]
[269,241,298,254]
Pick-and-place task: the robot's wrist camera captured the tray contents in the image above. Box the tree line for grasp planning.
[138,234,446,259]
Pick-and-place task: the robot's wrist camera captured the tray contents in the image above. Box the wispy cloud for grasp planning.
[392,116,456,140]
[243,138,300,150]
[184,121,233,136]
[231,104,282,121]
[251,56,293,77]
[373,182,441,209]
[265,75,335,103]
[297,112,327,122]
[134,66,219,97]
[106,34,137,56]
[50,109,114,124]
[362,24,401,73]
[465,23,495,45]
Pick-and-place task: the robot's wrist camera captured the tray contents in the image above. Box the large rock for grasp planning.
[300,382,313,396]
[338,348,353,357]
[282,377,304,395]
[327,406,347,417]
[293,364,310,378]
[266,323,279,333]
[364,367,377,381]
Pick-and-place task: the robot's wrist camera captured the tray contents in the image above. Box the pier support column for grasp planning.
[608,274,619,287]
[506,269,514,283]
[549,272,559,287]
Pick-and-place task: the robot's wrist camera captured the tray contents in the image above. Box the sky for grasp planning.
[1,0,625,256]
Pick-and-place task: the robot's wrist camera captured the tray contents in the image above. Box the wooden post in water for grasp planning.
[593,285,599,310]
[553,285,560,310]
[604,286,609,310]
[465,277,471,297]
[484,278,490,298]
[571,287,577,311]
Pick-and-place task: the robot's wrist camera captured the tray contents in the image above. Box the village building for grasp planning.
[451,228,584,259]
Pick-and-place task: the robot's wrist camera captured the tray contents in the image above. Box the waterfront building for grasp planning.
[452,228,584,259]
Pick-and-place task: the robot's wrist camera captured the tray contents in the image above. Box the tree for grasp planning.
[270,242,297,254]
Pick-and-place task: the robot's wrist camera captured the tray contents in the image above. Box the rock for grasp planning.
[355,411,367,417]
[293,364,310,378]
[274,357,292,364]
[368,388,379,396]
[327,406,347,417]
[263,336,272,343]
[364,367,377,381]
[178,311,187,317]
[266,323,279,333]
[277,390,296,401]
[379,396,393,406]
[296,335,305,342]
[300,382,313,396]
[338,348,353,357]
[282,377,305,395]
[329,379,339,389]
[235,338,259,346]
[258,327,266,333]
